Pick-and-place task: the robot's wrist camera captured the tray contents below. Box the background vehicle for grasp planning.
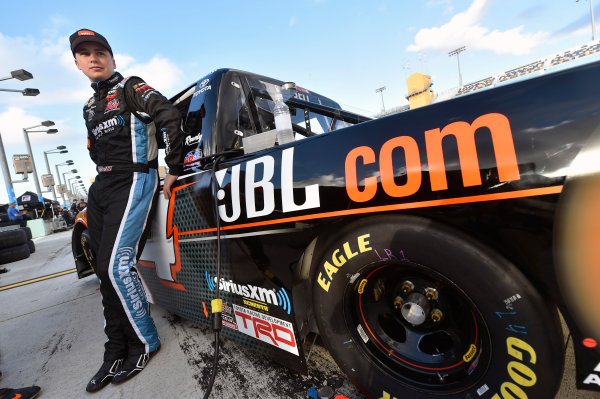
[73,65,600,398]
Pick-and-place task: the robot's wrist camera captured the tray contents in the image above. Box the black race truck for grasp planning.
[73,63,600,398]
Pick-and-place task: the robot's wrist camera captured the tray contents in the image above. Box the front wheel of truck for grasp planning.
[312,215,564,399]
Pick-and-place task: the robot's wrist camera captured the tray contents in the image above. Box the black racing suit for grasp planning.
[83,71,183,361]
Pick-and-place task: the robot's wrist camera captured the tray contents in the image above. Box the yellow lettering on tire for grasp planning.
[490,337,538,398]
[499,381,527,399]
[324,261,338,280]
[357,233,372,252]
[343,241,358,260]
[507,337,537,364]
[507,361,537,387]
[332,249,346,267]
[317,272,330,292]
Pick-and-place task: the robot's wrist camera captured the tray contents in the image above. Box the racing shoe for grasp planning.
[111,345,160,385]
[0,385,41,399]
[86,358,124,392]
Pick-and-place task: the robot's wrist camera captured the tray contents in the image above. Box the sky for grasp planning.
[0,0,598,204]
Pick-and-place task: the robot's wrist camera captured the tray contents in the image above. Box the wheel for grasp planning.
[80,229,95,269]
[0,229,27,249]
[27,240,35,254]
[312,215,564,399]
[0,243,30,265]
[21,226,32,240]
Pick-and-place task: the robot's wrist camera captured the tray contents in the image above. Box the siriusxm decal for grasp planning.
[205,271,291,315]
[91,115,126,138]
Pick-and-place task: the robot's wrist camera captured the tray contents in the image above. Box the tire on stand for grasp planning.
[311,215,564,399]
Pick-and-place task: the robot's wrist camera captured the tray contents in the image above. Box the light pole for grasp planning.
[68,176,80,201]
[375,86,386,114]
[578,0,597,41]
[75,183,86,199]
[55,161,74,207]
[0,69,39,96]
[62,169,78,206]
[0,69,38,203]
[23,121,58,202]
[448,46,466,88]
[43,146,67,201]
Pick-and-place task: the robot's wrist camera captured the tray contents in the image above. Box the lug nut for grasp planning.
[425,287,438,301]
[401,280,414,294]
[393,296,403,309]
[431,308,443,323]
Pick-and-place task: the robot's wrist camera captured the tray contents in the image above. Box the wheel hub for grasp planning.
[401,292,430,325]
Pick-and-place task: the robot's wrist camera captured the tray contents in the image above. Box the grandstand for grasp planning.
[377,40,600,116]
[454,40,600,97]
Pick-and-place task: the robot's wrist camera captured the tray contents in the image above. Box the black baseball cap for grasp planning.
[70,29,113,56]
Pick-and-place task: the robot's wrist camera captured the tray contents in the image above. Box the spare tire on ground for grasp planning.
[21,226,32,240]
[0,243,30,265]
[0,229,27,249]
[27,240,35,254]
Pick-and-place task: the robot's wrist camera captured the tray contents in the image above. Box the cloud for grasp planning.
[408,0,548,55]
[0,32,184,108]
[120,56,183,94]
[0,106,80,146]
[289,16,297,27]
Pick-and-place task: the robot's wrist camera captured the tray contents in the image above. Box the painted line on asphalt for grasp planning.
[0,269,77,291]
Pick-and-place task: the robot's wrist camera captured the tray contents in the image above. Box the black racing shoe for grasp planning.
[86,358,124,393]
[111,345,160,385]
[0,385,41,399]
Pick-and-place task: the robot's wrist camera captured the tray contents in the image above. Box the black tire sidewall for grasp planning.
[0,229,27,249]
[312,215,563,399]
[0,242,31,265]
[21,226,32,240]
[80,229,93,265]
[27,240,35,254]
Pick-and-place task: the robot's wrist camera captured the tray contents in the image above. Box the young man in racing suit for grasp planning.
[70,28,183,392]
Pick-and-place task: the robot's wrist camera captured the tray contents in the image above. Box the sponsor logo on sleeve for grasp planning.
[184,133,201,146]
[133,81,158,101]
[184,150,202,167]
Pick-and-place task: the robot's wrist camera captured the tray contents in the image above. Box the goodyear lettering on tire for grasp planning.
[317,234,372,292]
[490,337,537,399]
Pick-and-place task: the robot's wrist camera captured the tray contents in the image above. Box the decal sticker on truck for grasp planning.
[233,304,299,356]
[344,113,521,202]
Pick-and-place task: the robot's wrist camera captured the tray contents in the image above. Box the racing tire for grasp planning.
[0,229,27,249]
[0,243,30,265]
[80,229,95,269]
[21,226,32,240]
[27,240,35,254]
[312,215,564,399]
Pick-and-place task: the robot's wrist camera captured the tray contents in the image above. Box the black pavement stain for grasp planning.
[165,314,364,398]
[39,332,64,374]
